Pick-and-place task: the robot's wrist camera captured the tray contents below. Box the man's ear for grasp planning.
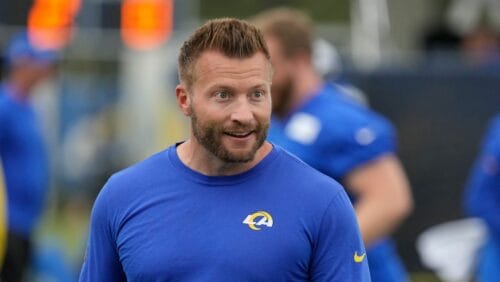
[175,84,191,116]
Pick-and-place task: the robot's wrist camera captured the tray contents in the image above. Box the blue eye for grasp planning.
[215,91,229,100]
[252,90,264,99]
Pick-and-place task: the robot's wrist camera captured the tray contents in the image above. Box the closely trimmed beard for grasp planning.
[190,107,268,163]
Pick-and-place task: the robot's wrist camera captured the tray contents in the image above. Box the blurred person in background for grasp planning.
[80,18,370,281]
[464,114,500,282]
[0,31,57,281]
[252,7,413,282]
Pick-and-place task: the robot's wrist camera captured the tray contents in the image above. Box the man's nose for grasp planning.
[230,97,254,124]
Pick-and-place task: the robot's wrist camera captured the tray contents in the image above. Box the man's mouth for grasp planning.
[224,131,254,138]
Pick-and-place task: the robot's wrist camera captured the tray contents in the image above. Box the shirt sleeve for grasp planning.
[79,180,126,282]
[464,116,500,238]
[326,112,397,179]
[310,189,371,281]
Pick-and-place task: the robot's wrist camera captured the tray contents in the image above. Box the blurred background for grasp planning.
[0,0,499,281]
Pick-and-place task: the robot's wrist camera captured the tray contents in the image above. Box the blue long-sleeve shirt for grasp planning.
[0,83,49,238]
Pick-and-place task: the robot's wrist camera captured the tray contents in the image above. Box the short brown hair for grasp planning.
[251,7,313,58]
[178,18,270,88]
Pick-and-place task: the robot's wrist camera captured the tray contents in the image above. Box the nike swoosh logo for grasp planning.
[354,251,366,263]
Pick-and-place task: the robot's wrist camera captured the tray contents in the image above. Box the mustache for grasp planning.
[222,122,259,133]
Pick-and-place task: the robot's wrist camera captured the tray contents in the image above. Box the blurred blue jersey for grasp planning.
[0,83,48,238]
[464,114,500,282]
[268,83,407,282]
[80,144,371,281]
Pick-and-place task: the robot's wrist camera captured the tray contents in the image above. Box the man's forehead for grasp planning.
[193,50,273,80]
[196,50,269,66]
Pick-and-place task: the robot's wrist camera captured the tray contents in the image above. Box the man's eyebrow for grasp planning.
[206,83,235,92]
[203,81,269,93]
[250,84,268,90]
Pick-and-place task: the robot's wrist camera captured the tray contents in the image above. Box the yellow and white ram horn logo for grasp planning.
[242,211,273,231]
[353,251,366,263]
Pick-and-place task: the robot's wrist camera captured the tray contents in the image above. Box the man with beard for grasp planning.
[252,8,413,282]
[80,18,370,281]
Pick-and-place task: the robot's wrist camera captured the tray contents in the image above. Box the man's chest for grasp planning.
[114,195,312,281]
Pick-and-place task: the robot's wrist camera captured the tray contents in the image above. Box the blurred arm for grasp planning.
[464,116,500,238]
[345,154,413,247]
[465,160,500,238]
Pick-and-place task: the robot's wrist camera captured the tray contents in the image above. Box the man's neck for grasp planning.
[176,139,272,176]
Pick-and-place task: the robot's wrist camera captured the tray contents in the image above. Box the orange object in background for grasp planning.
[121,0,173,51]
[27,0,81,50]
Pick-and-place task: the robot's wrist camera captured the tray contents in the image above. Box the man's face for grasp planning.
[187,51,272,163]
[265,36,294,115]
